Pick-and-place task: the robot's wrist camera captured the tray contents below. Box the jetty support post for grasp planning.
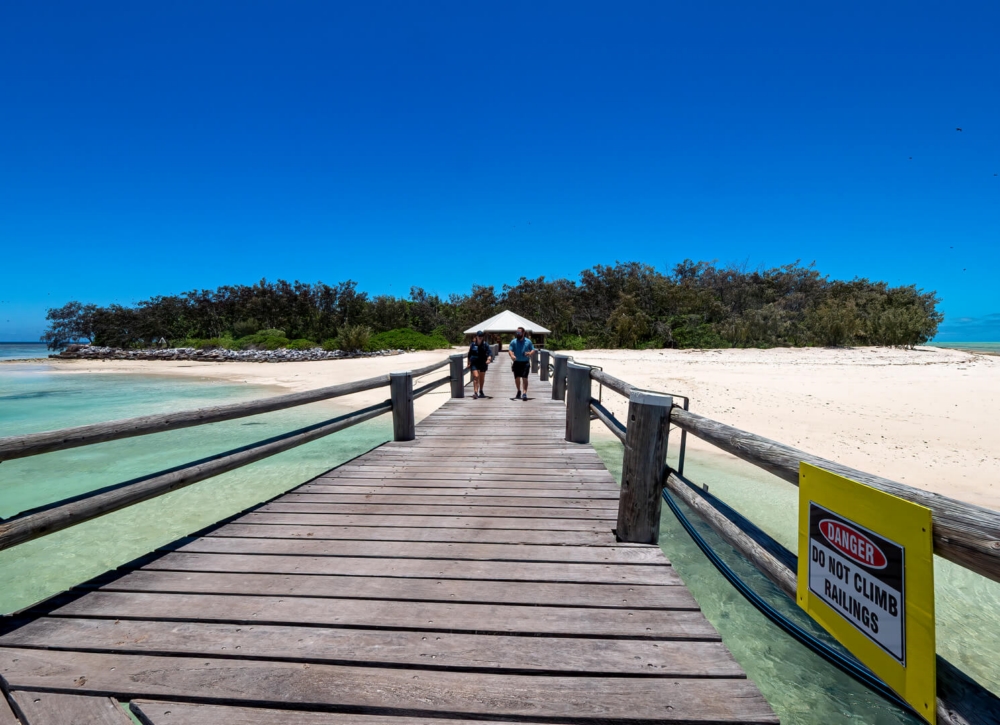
[539,350,550,382]
[565,362,592,444]
[616,391,673,544]
[449,353,465,399]
[531,346,540,374]
[390,372,415,441]
[551,353,569,401]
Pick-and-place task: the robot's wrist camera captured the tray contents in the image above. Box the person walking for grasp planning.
[467,331,493,398]
[508,326,535,400]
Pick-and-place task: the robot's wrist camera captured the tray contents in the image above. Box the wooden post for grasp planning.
[449,353,465,399]
[565,362,591,443]
[551,353,569,401]
[390,372,415,441]
[539,350,550,382]
[616,390,673,544]
[531,345,540,374]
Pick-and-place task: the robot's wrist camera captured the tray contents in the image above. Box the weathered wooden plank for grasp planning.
[209,524,624,546]
[329,462,610,471]
[2,618,741,676]
[235,513,612,531]
[276,494,619,509]
[258,503,616,520]
[87,570,692,608]
[170,537,664,564]
[142,552,678,585]
[298,484,619,497]
[0,649,779,723]
[0,694,18,725]
[43,591,717,639]
[130,701,546,725]
[314,471,616,482]
[7,691,131,725]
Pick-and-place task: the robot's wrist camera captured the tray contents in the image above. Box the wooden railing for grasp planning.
[557,356,1000,725]
[0,356,462,551]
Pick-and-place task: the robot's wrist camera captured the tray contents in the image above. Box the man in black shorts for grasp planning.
[467,331,493,398]
[507,326,535,400]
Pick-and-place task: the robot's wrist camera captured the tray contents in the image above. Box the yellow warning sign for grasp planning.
[797,463,935,723]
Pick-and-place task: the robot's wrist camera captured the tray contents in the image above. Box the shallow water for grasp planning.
[0,364,391,613]
[592,438,1000,724]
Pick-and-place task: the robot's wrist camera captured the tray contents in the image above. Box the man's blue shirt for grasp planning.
[509,337,534,361]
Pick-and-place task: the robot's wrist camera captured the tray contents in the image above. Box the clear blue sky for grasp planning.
[1,1,998,342]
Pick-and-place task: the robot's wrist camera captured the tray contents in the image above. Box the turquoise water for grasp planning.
[926,341,1000,354]
[0,364,391,613]
[592,439,1000,724]
[0,343,50,361]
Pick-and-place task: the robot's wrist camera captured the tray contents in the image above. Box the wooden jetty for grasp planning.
[3,349,999,724]
[0,357,777,724]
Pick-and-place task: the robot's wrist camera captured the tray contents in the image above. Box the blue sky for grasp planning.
[1,1,998,341]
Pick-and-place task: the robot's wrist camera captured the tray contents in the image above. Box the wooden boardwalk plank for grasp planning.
[7,691,131,725]
[236,513,613,531]
[206,523,626,545]
[0,649,779,723]
[130,700,552,725]
[42,591,715,638]
[141,552,677,584]
[0,694,18,725]
[0,361,775,723]
[169,537,664,564]
[2,618,742,676]
[84,571,695,608]
[258,503,616,519]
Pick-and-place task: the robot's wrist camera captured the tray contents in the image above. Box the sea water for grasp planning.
[0,363,392,613]
[0,342,50,362]
[592,438,1000,724]
[926,342,1000,355]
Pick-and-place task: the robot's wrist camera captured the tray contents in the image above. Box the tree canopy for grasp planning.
[42,261,943,351]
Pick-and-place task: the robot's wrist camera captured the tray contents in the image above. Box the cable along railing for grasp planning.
[0,356,463,552]
[550,352,1000,725]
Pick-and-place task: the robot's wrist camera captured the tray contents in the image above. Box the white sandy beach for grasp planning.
[564,346,1000,511]
[34,345,1000,510]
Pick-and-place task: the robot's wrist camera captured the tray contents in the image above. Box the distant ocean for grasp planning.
[927,341,1000,354]
[0,342,50,361]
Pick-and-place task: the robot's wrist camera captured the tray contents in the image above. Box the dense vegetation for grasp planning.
[42,261,943,351]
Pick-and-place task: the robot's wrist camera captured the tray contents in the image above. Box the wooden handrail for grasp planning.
[671,407,1000,584]
[0,400,392,552]
[0,357,450,462]
[582,365,1000,584]
[590,399,626,443]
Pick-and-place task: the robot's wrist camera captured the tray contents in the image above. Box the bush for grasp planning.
[183,336,237,350]
[549,334,587,351]
[286,338,319,350]
[321,338,340,352]
[668,316,730,349]
[236,333,291,350]
[336,324,372,352]
[367,328,450,351]
[232,319,259,337]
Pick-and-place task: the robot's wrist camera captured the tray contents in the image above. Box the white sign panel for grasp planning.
[806,502,906,663]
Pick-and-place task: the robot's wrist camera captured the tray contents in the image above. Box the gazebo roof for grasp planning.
[463,310,551,335]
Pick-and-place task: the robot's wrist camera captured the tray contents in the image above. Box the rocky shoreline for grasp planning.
[52,345,406,363]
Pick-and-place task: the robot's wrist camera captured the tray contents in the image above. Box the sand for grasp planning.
[36,345,1000,510]
[559,346,1000,511]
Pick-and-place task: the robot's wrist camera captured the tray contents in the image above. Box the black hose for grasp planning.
[661,486,924,721]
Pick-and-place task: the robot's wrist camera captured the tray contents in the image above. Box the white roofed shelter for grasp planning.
[464,310,551,337]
